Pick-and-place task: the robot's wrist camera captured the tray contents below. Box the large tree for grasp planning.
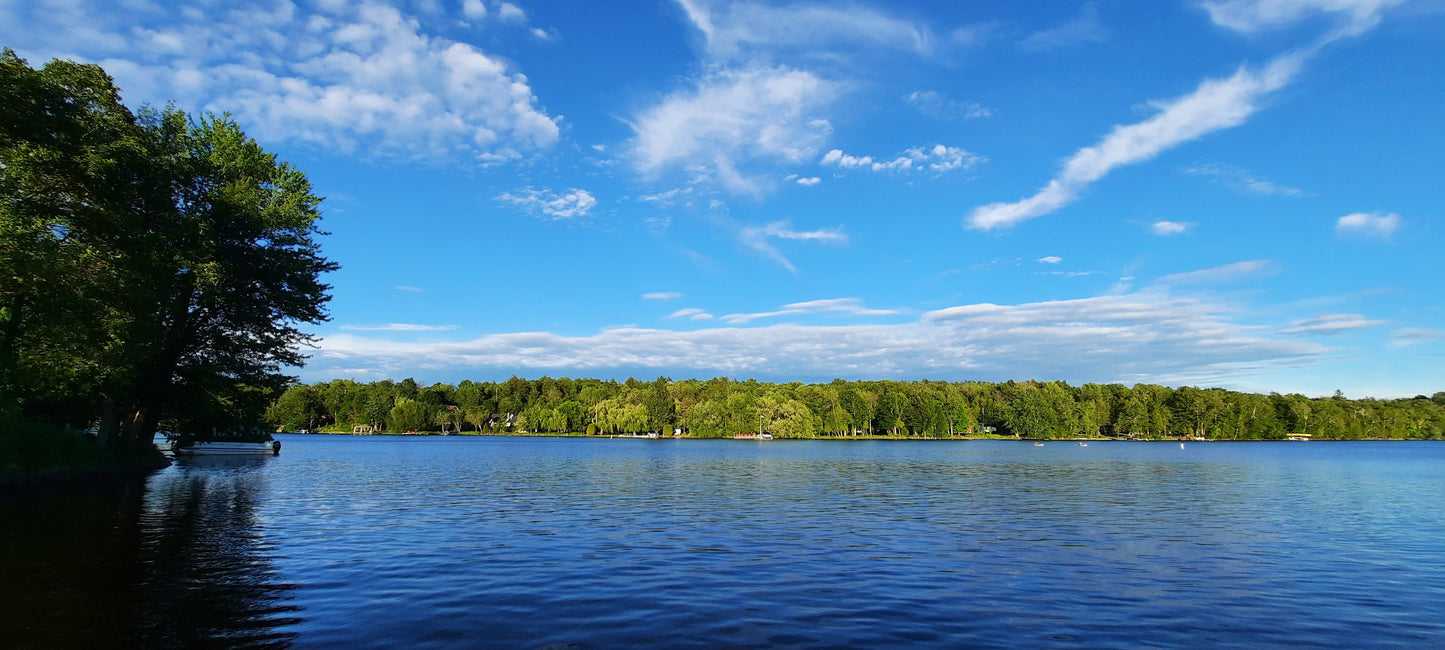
[0,50,335,450]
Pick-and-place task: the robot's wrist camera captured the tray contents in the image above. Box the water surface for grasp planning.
[4,437,1444,647]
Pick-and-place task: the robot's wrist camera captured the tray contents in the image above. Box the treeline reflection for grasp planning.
[0,460,299,648]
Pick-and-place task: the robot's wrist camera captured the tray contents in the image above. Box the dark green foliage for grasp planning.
[0,50,334,456]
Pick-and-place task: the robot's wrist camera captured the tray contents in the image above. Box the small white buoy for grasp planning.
[1180,442,1185,450]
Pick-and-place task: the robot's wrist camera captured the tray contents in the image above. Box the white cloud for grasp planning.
[903,90,993,120]
[1019,2,1109,51]
[722,297,899,324]
[462,0,487,21]
[630,66,834,194]
[1152,220,1195,236]
[1201,0,1406,35]
[796,176,821,186]
[1037,256,1063,264]
[1390,328,1445,347]
[667,308,715,321]
[1184,162,1305,196]
[1335,212,1401,239]
[340,323,460,331]
[394,285,427,293]
[496,187,598,219]
[738,221,847,272]
[308,290,1329,387]
[0,1,559,162]
[820,144,984,175]
[497,2,527,22]
[1281,313,1388,334]
[966,53,1302,230]
[674,0,932,61]
[1158,259,1279,285]
[644,292,685,300]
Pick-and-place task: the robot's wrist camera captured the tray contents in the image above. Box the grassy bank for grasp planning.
[0,414,170,487]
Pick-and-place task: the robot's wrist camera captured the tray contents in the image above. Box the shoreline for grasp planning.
[283,432,1425,442]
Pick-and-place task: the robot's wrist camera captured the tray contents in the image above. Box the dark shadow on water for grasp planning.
[0,458,300,648]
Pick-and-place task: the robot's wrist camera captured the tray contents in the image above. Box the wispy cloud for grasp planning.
[738,221,847,272]
[674,0,933,61]
[630,65,834,194]
[1335,212,1401,239]
[644,292,685,300]
[1201,0,1406,35]
[1158,259,1278,285]
[1281,313,1388,334]
[496,187,598,219]
[668,308,715,320]
[1390,327,1445,347]
[1152,220,1195,236]
[820,145,984,175]
[1185,162,1305,196]
[1037,256,1063,264]
[310,291,1327,388]
[722,297,898,324]
[967,53,1303,230]
[1018,2,1109,51]
[340,323,460,332]
[394,285,427,293]
[795,176,822,186]
[903,90,993,120]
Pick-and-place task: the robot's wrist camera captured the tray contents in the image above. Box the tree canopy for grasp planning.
[267,376,1445,441]
[0,50,335,451]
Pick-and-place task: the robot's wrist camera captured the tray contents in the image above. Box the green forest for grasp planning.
[268,376,1445,440]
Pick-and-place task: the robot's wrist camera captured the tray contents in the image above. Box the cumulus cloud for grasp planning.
[307,291,1329,387]
[820,144,984,175]
[1335,212,1401,239]
[0,1,561,162]
[737,221,847,272]
[462,0,487,21]
[903,90,993,120]
[722,297,899,324]
[496,187,598,219]
[1281,313,1388,334]
[796,176,822,186]
[1185,162,1305,196]
[1019,2,1110,51]
[1152,220,1195,236]
[1158,259,1279,285]
[630,66,834,193]
[967,53,1303,230]
[1201,0,1406,35]
[644,292,685,300]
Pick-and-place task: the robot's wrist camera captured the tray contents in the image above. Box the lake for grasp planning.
[4,436,1444,648]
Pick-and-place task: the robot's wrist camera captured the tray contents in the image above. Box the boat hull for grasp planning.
[173,442,276,456]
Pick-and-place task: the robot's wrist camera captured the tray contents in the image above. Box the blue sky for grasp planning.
[4,0,1442,397]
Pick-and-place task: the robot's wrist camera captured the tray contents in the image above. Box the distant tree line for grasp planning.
[267,377,1445,440]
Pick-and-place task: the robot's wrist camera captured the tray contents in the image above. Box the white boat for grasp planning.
[759,433,773,440]
[1033,441,1045,446]
[172,440,280,456]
